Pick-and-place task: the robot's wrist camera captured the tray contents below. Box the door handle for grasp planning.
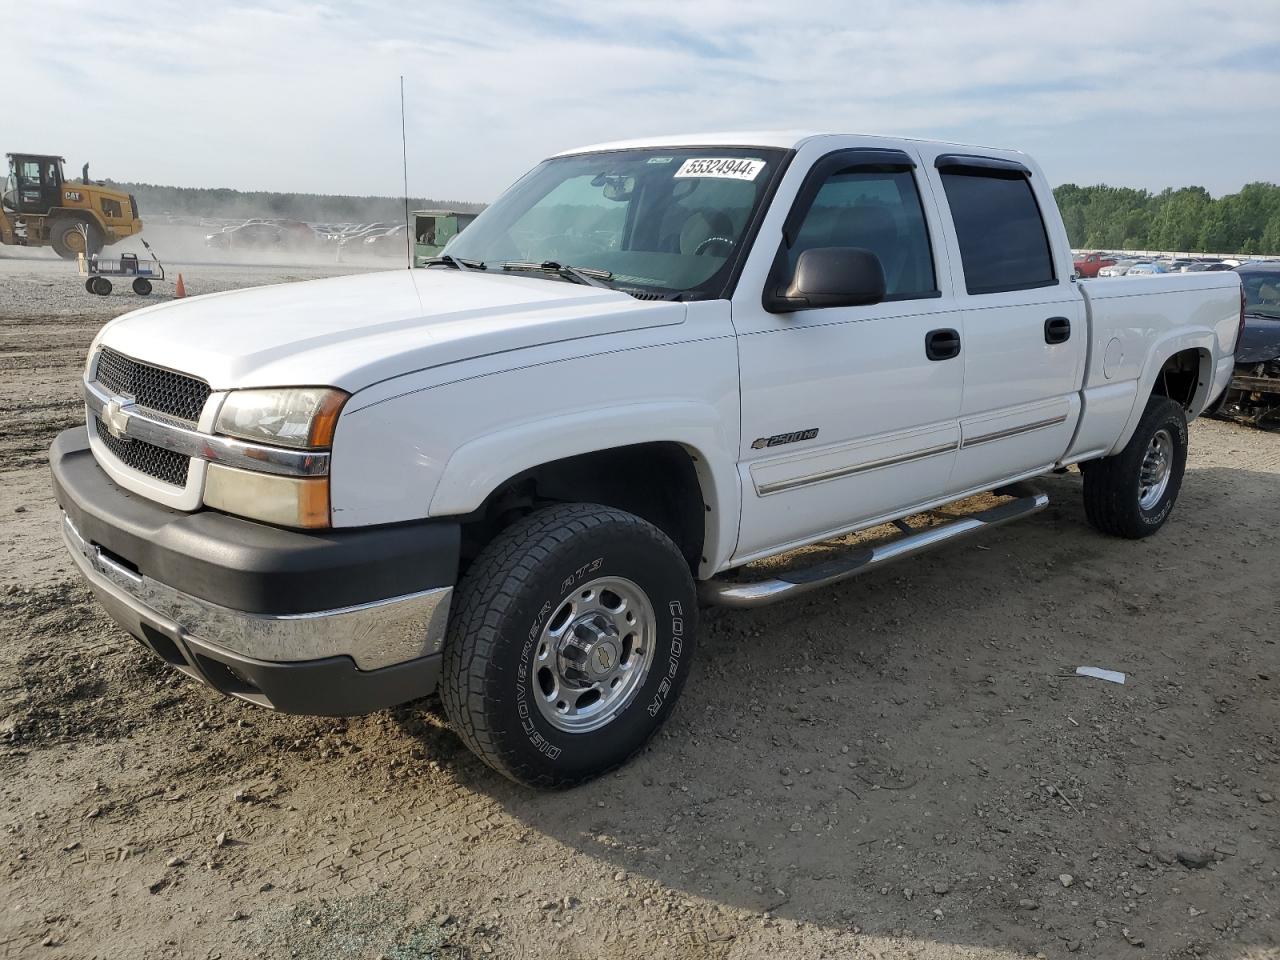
[925,328,961,361]
[1044,316,1071,344]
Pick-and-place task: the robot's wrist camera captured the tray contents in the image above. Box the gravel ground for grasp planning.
[0,258,1277,960]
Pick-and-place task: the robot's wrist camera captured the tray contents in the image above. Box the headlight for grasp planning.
[214,387,347,449]
[206,387,347,529]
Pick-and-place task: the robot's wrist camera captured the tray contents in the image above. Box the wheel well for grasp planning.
[49,210,94,226]
[459,442,707,574]
[1153,348,1207,410]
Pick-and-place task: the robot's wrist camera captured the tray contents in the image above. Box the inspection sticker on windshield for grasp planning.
[674,158,766,180]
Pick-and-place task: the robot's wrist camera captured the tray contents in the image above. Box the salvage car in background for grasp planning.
[1098,258,1141,277]
[1127,261,1170,276]
[1073,251,1117,277]
[1210,262,1280,426]
[205,220,284,249]
[363,223,407,256]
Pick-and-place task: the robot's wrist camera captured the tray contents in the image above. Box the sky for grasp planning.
[16,0,1279,202]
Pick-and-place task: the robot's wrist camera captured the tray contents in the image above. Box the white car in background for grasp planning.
[1127,261,1171,277]
[1098,259,1141,277]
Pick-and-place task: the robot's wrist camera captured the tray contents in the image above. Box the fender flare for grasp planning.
[1108,331,1215,455]
[428,401,741,575]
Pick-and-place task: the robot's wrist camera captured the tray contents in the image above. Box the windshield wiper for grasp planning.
[498,260,614,288]
[421,255,486,271]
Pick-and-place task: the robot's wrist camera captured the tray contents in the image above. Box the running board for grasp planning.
[699,482,1049,609]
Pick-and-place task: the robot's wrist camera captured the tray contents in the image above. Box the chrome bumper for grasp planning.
[62,512,451,671]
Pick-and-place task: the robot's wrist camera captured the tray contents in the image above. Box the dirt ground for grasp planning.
[0,257,1276,960]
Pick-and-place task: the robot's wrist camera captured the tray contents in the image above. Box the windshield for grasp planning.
[443,147,788,299]
[1240,270,1280,319]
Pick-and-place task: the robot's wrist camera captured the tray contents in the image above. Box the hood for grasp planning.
[95,269,684,392]
[1237,314,1280,364]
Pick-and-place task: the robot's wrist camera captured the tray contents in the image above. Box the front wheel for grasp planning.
[49,217,103,259]
[1081,396,1188,539]
[440,503,697,788]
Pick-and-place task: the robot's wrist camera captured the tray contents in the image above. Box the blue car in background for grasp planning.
[1208,261,1280,426]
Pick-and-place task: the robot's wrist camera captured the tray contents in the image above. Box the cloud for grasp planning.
[13,0,1278,199]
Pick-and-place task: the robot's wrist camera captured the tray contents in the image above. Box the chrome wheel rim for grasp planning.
[533,575,656,734]
[1138,428,1174,511]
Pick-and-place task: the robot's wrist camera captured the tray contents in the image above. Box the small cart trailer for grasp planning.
[77,238,166,296]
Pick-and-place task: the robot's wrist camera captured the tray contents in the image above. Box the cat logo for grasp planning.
[751,428,819,450]
[64,190,82,202]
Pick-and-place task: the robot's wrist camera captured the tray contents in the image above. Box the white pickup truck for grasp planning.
[51,132,1243,787]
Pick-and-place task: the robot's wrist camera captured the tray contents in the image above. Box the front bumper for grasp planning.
[50,427,460,715]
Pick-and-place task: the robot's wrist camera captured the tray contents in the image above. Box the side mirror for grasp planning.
[765,247,886,313]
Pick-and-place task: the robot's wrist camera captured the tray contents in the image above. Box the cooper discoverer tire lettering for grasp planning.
[440,503,697,788]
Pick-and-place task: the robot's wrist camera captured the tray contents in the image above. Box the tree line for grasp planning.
[1053,181,1280,255]
[106,181,484,223]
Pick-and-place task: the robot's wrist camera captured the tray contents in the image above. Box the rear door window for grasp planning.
[940,168,1056,295]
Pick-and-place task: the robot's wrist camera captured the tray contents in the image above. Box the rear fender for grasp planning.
[1109,333,1214,455]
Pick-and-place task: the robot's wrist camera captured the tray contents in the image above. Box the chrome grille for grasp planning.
[95,347,211,424]
[94,417,190,487]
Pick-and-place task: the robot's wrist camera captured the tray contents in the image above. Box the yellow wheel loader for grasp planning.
[1,153,142,259]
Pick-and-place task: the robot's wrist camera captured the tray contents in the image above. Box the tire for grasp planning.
[90,276,112,296]
[84,278,97,294]
[49,217,103,260]
[132,277,152,296]
[1081,396,1187,539]
[441,503,697,788]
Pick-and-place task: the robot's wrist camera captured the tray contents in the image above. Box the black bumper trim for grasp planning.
[83,560,439,714]
[50,427,459,615]
[181,637,441,716]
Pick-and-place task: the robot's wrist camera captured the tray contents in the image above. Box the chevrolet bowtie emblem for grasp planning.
[101,397,133,441]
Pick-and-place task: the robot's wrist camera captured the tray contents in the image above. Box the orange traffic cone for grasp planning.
[175,274,186,299]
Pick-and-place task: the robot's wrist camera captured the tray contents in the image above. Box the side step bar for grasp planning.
[699,482,1049,609]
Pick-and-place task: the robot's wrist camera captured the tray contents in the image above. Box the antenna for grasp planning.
[400,75,411,269]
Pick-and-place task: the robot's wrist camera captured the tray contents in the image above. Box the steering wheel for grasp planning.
[693,236,735,257]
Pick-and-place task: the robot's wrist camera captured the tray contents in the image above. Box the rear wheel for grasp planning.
[89,276,112,296]
[441,503,697,788]
[49,217,103,260]
[1081,396,1187,538]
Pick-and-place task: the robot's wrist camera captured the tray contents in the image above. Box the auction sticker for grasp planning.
[674,158,766,180]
